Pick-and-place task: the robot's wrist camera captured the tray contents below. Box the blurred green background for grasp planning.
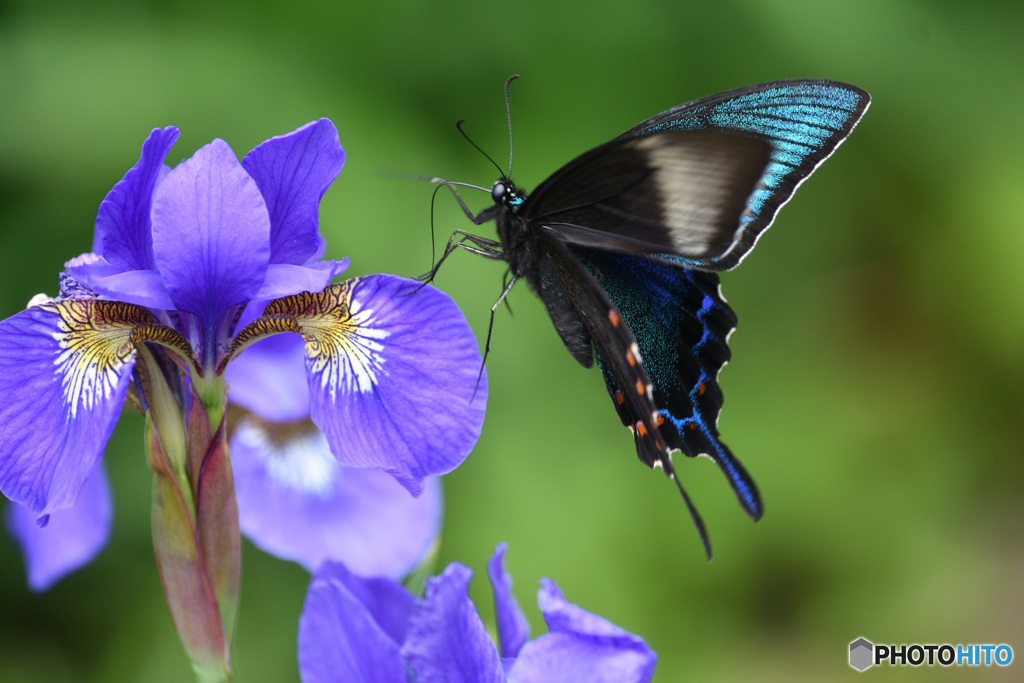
[1,0,1022,680]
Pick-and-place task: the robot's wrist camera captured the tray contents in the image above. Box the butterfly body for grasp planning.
[450,80,870,557]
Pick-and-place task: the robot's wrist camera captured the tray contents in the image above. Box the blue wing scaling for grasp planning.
[619,80,871,269]
[572,246,762,520]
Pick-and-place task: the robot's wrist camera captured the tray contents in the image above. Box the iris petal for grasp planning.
[298,563,408,683]
[151,139,271,341]
[63,264,175,311]
[226,333,311,422]
[0,301,141,514]
[253,258,349,302]
[228,275,486,493]
[538,579,642,641]
[232,418,442,576]
[487,543,531,659]
[312,562,416,645]
[5,463,112,591]
[508,580,656,683]
[402,564,504,683]
[509,633,655,683]
[242,118,346,266]
[93,127,179,271]
[281,275,486,494]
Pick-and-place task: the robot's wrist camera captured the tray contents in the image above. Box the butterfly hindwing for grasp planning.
[531,235,714,557]
[572,247,761,520]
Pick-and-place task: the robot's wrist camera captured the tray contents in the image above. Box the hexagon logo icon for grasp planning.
[850,637,874,671]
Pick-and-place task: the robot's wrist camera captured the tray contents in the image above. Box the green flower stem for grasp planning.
[136,344,193,515]
[193,372,226,434]
[140,357,239,682]
[147,416,232,682]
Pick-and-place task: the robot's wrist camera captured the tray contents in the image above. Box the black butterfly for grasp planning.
[431,78,870,558]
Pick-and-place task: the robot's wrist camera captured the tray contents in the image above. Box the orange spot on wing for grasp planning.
[626,350,636,367]
[655,413,665,427]
[608,310,620,327]
[696,381,706,397]
[635,378,645,395]
[614,390,625,406]
[636,421,648,437]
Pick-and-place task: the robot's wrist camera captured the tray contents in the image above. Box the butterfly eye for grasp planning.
[491,181,507,204]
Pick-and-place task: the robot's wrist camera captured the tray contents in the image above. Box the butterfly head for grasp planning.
[491,179,526,211]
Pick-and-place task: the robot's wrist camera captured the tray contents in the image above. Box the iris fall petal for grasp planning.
[0,302,137,514]
[295,275,486,494]
[5,463,113,591]
[232,418,442,576]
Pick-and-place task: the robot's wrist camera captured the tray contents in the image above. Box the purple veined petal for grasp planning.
[232,418,442,577]
[4,462,113,592]
[151,138,271,341]
[506,579,655,683]
[0,302,139,515]
[508,632,656,683]
[253,258,350,302]
[401,564,504,683]
[314,562,417,646]
[64,262,175,310]
[298,563,408,683]
[298,275,487,495]
[538,579,649,647]
[226,333,311,422]
[242,119,346,266]
[93,127,180,271]
[487,543,530,659]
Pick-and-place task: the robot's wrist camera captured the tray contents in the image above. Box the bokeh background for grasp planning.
[1,1,1022,680]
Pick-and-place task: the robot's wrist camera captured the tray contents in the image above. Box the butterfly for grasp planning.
[431,78,870,558]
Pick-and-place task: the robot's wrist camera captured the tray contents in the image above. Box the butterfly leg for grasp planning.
[500,270,514,315]
[471,273,518,398]
[418,229,504,284]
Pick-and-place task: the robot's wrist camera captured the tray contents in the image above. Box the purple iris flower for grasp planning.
[0,118,483,517]
[298,544,657,683]
[0,120,485,673]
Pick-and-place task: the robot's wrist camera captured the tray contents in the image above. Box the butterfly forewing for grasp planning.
[524,131,773,263]
[617,79,871,269]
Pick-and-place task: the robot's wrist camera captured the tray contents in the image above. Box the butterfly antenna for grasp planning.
[503,74,520,176]
[456,120,505,180]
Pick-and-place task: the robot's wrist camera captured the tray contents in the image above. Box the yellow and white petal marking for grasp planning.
[44,300,154,418]
[43,300,197,418]
[227,282,390,399]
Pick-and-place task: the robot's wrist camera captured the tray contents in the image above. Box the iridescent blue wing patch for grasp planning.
[617,79,871,269]
[571,246,761,521]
